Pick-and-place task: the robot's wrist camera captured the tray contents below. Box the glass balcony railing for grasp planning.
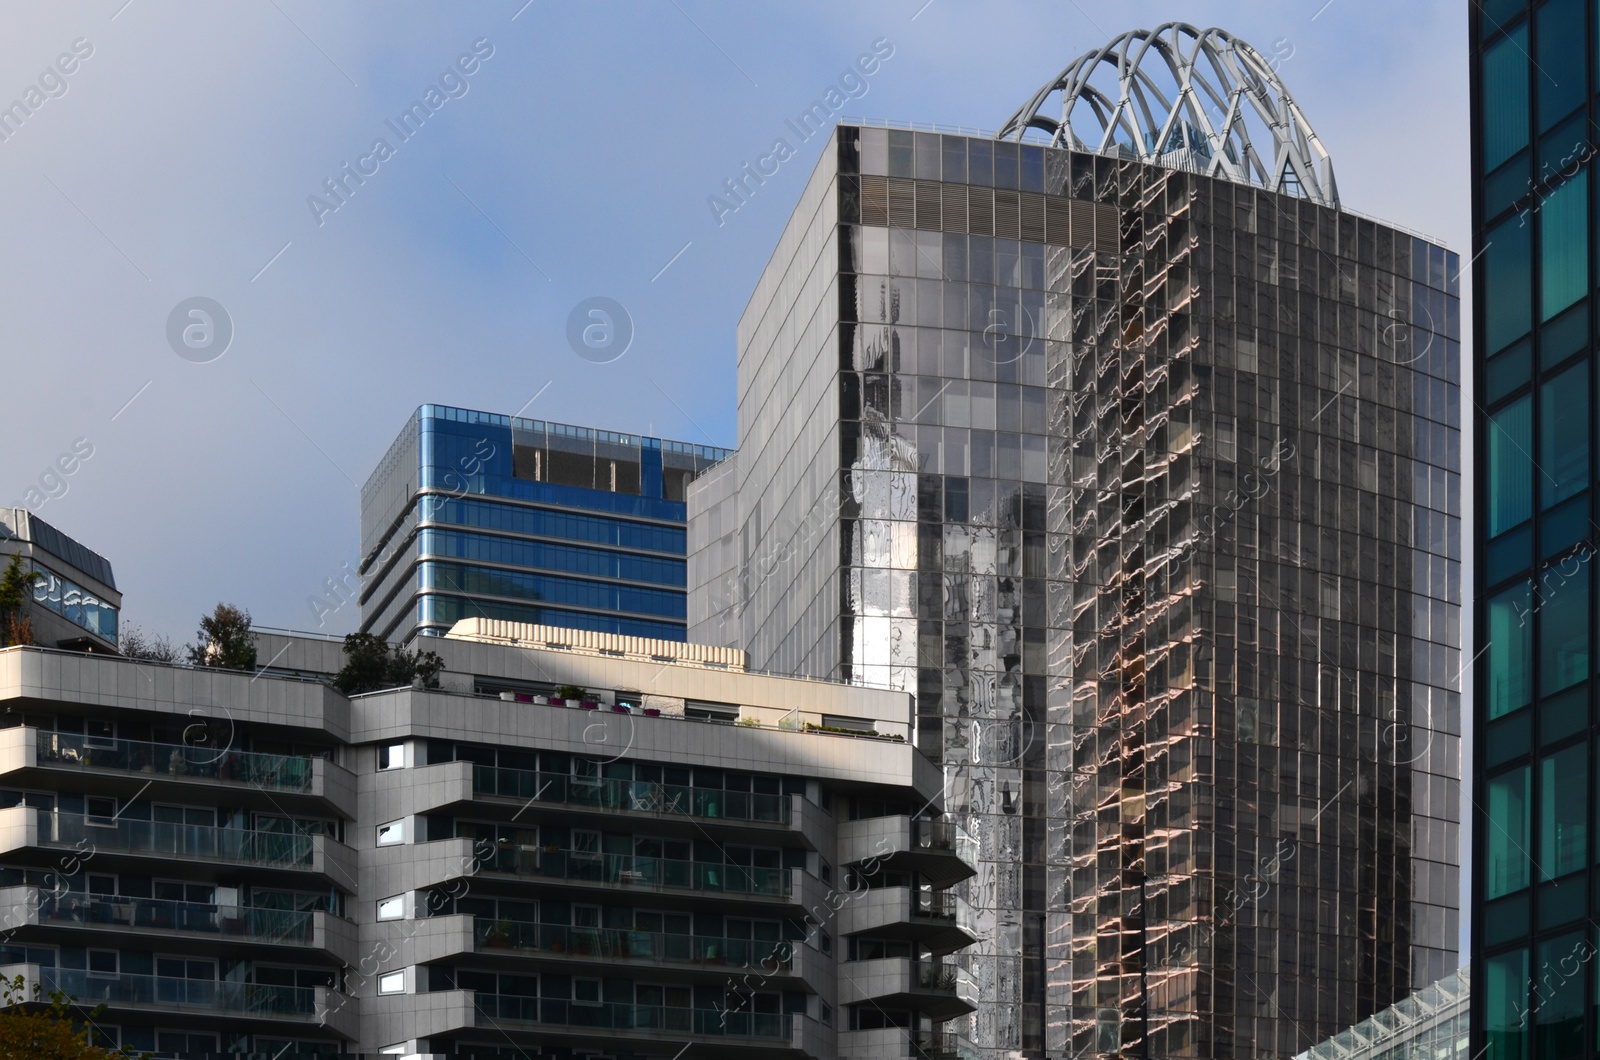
[914,959,959,990]
[33,810,315,869]
[473,917,792,970]
[38,892,313,943]
[473,995,791,1038]
[36,731,315,793]
[471,767,790,825]
[40,968,318,1016]
[470,845,790,898]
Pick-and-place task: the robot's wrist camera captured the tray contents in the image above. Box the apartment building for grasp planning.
[0,617,975,1058]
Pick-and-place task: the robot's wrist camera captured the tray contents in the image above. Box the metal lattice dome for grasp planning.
[997,23,1337,206]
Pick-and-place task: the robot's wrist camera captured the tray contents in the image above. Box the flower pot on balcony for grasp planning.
[548,698,565,706]
[580,701,599,711]
[643,707,661,718]
[499,692,516,701]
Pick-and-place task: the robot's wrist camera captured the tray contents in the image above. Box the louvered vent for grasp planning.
[887,179,915,227]
[861,176,889,226]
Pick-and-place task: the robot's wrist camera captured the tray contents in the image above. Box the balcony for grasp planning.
[474,766,791,823]
[474,845,795,902]
[840,1027,965,1060]
[838,816,976,887]
[0,962,357,1039]
[835,887,976,955]
[838,957,974,1020]
[0,807,355,887]
[473,917,800,974]
[0,886,357,964]
[17,728,356,818]
[474,994,793,1040]
[466,767,834,851]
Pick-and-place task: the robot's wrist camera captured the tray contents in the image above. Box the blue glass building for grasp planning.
[359,405,729,645]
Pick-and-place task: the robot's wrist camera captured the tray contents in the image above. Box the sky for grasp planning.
[0,0,1473,954]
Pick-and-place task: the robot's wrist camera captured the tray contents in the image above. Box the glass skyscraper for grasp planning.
[360,404,729,645]
[1471,2,1597,1059]
[691,24,1461,1059]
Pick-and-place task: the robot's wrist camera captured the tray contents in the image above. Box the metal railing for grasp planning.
[36,731,315,793]
[913,889,958,920]
[472,767,791,824]
[471,846,790,898]
[473,995,791,1038]
[473,917,792,970]
[37,968,318,1016]
[38,892,312,943]
[914,958,959,990]
[33,810,315,869]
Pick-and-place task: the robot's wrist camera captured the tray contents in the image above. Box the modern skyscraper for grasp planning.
[691,23,1462,1058]
[1470,2,1594,1058]
[359,404,729,645]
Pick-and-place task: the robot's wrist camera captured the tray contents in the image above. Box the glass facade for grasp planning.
[691,124,1461,1057]
[359,405,727,645]
[1472,4,1600,1059]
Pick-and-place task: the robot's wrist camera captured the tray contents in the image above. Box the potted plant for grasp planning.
[555,684,586,703]
[485,918,514,948]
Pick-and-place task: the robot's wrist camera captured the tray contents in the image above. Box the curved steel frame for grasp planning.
[997,22,1337,206]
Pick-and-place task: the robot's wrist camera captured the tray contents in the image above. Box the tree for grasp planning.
[186,603,257,670]
[332,632,443,696]
[0,974,145,1057]
[118,625,179,663]
[0,554,41,648]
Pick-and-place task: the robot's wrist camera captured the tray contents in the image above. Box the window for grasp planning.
[377,970,405,994]
[1540,747,1587,879]
[572,758,599,786]
[87,950,117,976]
[1540,363,1589,506]
[1539,172,1588,319]
[1484,948,1528,1060]
[1480,27,1529,171]
[376,820,406,846]
[377,896,406,921]
[1487,582,1533,718]
[1536,932,1584,1056]
[86,797,116,826]
[1536,0,1584,130]
[1488,396,1534,536]
[1485,219,1532,354]
[1538,564,1588,691]
[85,719,115,748]
[573,978,601,1005]
[571,830,600,859]
[573,904,600,928]
[1486,767,1531,899]
[377,744,406,771]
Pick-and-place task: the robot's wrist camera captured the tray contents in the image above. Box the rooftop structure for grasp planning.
[0,508,119,653]
[997,23,1338,206]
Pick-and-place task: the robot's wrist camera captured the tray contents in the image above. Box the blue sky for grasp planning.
[0,0,1468,641]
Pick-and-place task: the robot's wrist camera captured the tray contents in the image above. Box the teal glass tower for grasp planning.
[1472,1,1597,1058]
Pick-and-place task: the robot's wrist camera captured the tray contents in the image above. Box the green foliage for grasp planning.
[553,684,587,702]
[186,603,257,670]
[333,632,444,696]
[0,554,40,648]
[118,625,179,663]
[0,973,146,1057]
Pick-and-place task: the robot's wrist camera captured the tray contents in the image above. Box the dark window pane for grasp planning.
[1486,218,1533,352]
[1488,581,1534,718]
[1540,746,1588,878]
[1540,170,1588,319]
[1541,361,1589,506]
[1539,561,1589,690]
[1486,767,1532,898]
[1537,0,1585,130]
[1489,395,1535,535]
[1482,27,1531,169]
